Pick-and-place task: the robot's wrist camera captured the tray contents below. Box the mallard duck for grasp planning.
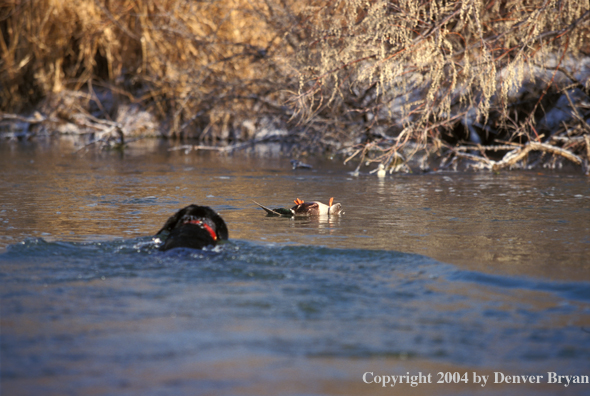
[155,205,228,251]
[254,198,342,217]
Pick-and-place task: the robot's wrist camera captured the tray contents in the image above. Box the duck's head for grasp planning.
[327,197,342,215]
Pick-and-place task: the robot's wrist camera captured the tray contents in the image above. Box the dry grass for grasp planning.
[1,0,298,140]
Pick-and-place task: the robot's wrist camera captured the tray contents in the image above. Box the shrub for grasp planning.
[292,0,590,169]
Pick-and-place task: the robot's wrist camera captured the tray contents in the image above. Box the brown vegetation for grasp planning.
[294,0,590,173]
[1,0,297,142]
[1,0,590,173]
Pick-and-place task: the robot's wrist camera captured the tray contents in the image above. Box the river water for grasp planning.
[1,140,589,395]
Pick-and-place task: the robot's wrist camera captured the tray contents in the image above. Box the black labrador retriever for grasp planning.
[156,205,228,251]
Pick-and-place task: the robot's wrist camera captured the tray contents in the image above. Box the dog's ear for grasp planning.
[212,212,229,240]
[155,206,192,236]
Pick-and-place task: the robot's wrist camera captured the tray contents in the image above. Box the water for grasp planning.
[1,140,589,395]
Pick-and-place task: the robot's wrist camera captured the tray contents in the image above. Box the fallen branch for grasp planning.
[0,113,46,123]
[452,141,583,171]
[168,136,284,154]
[550,135,587,144]
[455,144,520,152]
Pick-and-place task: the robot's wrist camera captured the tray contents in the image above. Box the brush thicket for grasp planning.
[2,1,589,170]
[292,0,590,167]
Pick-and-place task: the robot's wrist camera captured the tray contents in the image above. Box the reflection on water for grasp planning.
[1,140,589,395]
[1,140,588,280]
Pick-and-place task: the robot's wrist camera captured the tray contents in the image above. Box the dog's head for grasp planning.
[156,205,228,250]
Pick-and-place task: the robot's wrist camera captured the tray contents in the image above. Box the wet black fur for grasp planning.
[156,205,228,251]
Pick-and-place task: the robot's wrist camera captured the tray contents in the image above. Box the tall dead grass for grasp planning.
[1,0,298,140]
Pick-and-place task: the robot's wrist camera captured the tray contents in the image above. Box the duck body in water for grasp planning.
[254,198,343,217]
[156,205,228,251]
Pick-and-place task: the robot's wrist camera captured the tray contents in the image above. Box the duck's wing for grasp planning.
[291,202,320,216]
[252,200,291,217]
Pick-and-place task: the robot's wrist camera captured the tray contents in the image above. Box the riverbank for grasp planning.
[2,95,589,175]
[2,108,590,176]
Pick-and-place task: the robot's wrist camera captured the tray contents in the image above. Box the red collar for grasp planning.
[185,219,217,241]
